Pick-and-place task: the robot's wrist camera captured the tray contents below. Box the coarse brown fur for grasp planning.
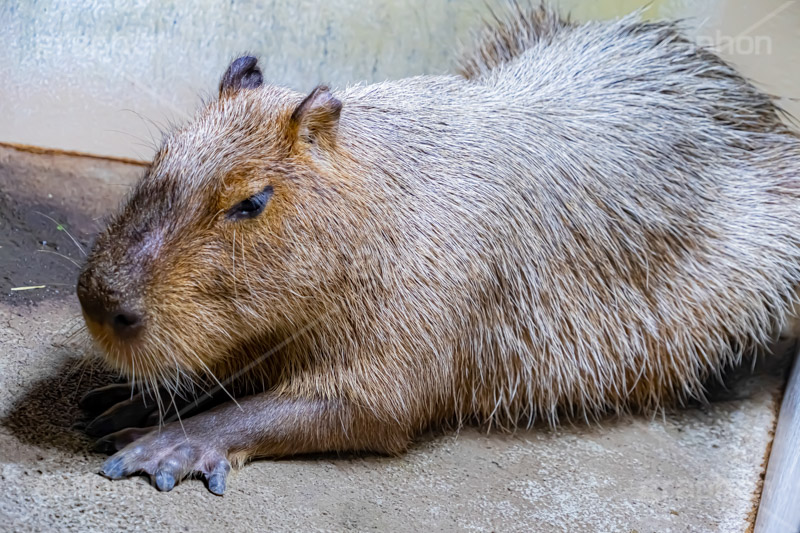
[78,4,800,485]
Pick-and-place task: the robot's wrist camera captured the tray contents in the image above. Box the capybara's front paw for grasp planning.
[78,383,230,440]
[99,425,231,495]
[78,383,160,437]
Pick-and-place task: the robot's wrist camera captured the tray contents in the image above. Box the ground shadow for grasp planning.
[1,353,118,456]
[701,338,794,405]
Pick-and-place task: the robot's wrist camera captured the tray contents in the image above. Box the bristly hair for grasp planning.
[83,3,800,444]
[457,2,573,79]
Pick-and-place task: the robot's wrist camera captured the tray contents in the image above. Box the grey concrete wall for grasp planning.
[1,0,798,160]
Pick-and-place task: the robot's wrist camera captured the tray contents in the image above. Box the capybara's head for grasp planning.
[77,56,346,383]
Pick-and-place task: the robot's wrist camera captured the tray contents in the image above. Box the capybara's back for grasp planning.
[445,7,800,424]
[78,5,800,492]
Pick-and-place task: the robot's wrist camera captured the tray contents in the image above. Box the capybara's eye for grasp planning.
[226,185,274,221]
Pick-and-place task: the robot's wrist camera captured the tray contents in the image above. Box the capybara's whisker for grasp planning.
[34,210,87,257]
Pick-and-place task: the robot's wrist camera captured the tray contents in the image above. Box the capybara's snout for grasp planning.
[77,266,144,341]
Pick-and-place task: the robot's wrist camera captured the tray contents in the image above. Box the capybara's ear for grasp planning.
[219,56,263,96]
[290,85,342,147]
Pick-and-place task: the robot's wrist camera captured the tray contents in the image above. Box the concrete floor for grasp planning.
[0,143,790,532]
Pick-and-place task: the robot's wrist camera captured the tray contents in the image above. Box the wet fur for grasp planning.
[83,5,800,458]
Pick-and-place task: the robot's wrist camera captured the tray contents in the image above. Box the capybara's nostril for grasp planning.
[77,271,144,340]
[111,310,143,339]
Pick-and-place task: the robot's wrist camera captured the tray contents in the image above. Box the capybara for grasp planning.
[76,5,800,494]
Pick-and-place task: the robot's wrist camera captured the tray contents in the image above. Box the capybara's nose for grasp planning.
[77,271,143,340]
[108,309,143,339]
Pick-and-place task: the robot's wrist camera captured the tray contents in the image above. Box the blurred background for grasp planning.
[1,0,799,161]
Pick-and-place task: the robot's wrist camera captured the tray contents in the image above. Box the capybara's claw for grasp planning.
[98,425,232,494]
[206,460,230,496]
[100,456,127,479]
[154,470,176,492]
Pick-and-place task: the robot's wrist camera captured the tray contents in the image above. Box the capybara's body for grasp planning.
[77,6,800,492]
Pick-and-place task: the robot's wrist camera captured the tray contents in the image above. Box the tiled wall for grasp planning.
[1,0,797,160]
